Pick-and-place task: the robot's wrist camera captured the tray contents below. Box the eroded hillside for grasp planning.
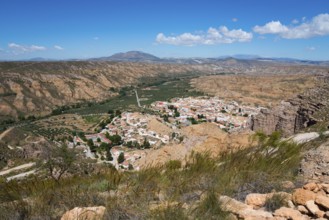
[1,60,328,121]
[0,61,208,120]
[191,74,325,107]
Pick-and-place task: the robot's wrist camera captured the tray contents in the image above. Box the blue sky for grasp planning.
[0,0,328,60]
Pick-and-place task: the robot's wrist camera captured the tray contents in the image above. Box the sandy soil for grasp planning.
[135,123,253,169]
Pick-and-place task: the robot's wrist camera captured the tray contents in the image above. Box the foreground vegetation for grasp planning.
[0,132,308,219]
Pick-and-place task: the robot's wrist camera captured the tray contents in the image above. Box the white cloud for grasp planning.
[156,26,252,46]
[8,43,46,52]
[54,45,64,50]
[292,19,299,24]
[232,18,238,22]
[253,13,329,39]
[253,21,289,34]
[307,46,316,51]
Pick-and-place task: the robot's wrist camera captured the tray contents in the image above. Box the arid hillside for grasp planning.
[135,123,252,169]
[191,74,325,107]
[0,61,209,120]
[0,60,328,121]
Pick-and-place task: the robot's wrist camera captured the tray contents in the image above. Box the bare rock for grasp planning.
[274,207,310,220]
[320,183,329,194]
[245,192,292,209]
[287,200,295,209]
[238,209,273,219]
[298,205,310,214]
[292,189,316,205]
[303,182,319,191]
[245,193,269,208]
[219,196,252,214]
[300,141,329,183]
[315,210,326,218]
[250,82,329,137]
[315,195,329,209]
[305,200,320,215]
[61,206,106,220]
[219,196,273,219]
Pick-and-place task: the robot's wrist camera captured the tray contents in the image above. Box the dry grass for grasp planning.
[0,132,308,219]
[191,74,321,107]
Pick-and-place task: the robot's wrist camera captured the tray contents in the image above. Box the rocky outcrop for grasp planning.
[299,140,329,183]
[221,182,329,219]
[251,77,329,136]
[61,206,106,220]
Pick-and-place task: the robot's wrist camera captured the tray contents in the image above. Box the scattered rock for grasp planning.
[287,200,295,209]
[245,193,269,208]
[292,189,316,205]
[219,182,329,220]
[219,196,252,215]
[273,207,310,220]
[303,182,319,191]
[315,195,329,209]
[298,205,310,214]
[305,200,320,215]
[315,210,325,218]
[61,206,106,220]
[300,141,329,183]
[325,211,329,218]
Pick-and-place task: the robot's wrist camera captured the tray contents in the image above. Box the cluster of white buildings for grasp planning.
[151,96,262,131]
[70,96,262,170]
[72,112,170,170]
[106,112,169,145]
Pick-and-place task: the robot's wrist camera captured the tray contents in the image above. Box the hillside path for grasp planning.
[0,162,36,176]
[0,127,14,141]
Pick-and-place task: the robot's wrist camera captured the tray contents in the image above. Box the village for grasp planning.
[151,96,262,131]
[70,96,263,171]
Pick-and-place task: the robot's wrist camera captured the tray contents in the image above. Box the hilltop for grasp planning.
[91,51,161,62]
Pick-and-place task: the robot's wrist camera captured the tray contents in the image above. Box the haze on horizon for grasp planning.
[0,0,328,61]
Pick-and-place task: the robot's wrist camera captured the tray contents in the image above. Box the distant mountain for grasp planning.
[91,51,161,62]
[28,57,59,62]
[6,51,328,67]
[256,57,329,66]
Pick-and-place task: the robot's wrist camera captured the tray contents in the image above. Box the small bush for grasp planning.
[166,160,182,170]
[194,191,230,220]
[148,204,188,220]
[264,194,288,212]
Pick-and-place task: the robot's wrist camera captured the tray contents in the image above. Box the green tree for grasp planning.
[118,152,125,164]
[106,150,113,161]
[163,114,169,122]
[142,138,151,149]
[43,144,76,183]
[87,139,96,152]
[174,110,180,118]
[109,134,122,145]
[99,142,111,151]
[126,141,133,148]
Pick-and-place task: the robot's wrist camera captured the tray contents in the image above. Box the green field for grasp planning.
[65,77,204,115]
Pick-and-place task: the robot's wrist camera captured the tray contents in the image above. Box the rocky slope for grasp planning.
[300,140,329,183]
[250,75,329,136]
